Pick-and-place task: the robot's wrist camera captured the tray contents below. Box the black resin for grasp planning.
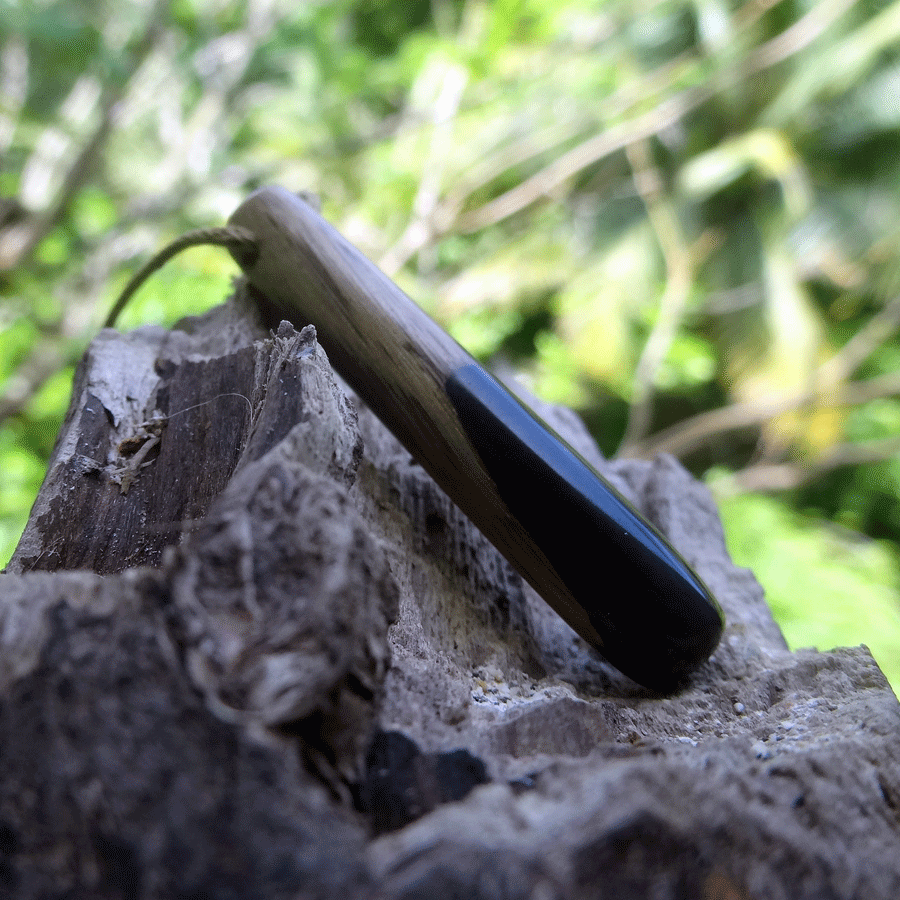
[446,363,724,691]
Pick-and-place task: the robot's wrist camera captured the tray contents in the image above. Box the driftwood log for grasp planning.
[4,283,900,899]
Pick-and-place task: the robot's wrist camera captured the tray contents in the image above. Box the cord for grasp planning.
[103,225,258,329]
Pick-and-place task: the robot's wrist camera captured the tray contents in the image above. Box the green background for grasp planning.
[2,0,899,687]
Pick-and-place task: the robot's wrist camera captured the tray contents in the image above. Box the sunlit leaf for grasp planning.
[717,489,900,690]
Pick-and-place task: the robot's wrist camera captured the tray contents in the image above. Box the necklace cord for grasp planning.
[103,225,258,329]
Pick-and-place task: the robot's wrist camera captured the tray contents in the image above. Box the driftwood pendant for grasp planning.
[227,186,723,691]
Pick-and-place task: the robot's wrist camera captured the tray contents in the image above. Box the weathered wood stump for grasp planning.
[3,284,900,899]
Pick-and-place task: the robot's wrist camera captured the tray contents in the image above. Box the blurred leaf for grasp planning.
[447,305,523,360]
[555,222,658,396]
[25,363,72,421]
[530,329,590,408]
[679,129,810,219]
[438,229,569,316]
[0,424,46,567]
[717,488,900,691]
[71,185,118,237]
[656,330,716,392]
[764,0,900,125]
[723,238,843,458]
[108,260,237,331]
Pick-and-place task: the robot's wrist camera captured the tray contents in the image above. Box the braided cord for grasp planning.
[103,225,258,329]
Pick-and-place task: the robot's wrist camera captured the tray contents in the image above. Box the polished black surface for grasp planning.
[446,363,724,691]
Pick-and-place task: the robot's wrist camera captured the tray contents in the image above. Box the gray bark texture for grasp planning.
[3,285,900,900]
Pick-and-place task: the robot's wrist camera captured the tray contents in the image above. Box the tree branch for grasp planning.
[717,434,900,494]
[631,369,900,459]
[618,139,693,455]
[452,83,713,233]
[379,64,467,277]
[816,292,900,386]
[449,0,858,234]
[0,4,167,272]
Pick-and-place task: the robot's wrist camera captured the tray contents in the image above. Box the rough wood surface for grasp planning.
[2,289,899,899]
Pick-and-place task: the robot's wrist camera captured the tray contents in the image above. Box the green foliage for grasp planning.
[108,262,237,332]
[717,489,900,690]
[2,0,900,692]
[0,424,46,562]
